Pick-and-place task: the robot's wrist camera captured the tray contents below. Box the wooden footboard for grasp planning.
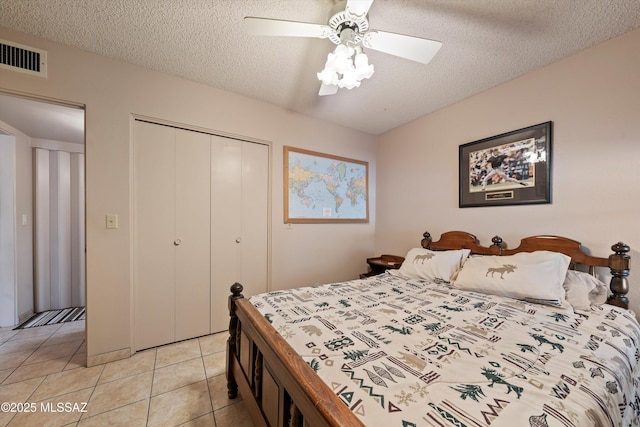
[226,282,364,427]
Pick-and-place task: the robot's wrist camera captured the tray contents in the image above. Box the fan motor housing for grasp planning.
[327,3,369,45]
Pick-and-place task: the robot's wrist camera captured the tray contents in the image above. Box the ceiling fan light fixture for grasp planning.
[354,51,368,67]
[244,0,442,96]
[317,44,374,91]
[332,53,352,74]
[354,51,375,80]
[317,67,339,86]
[334,43,354,57]
[338,69,361,89]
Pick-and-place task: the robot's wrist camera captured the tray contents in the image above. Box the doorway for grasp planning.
[0,92,85,328]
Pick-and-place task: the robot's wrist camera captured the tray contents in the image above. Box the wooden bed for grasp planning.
[226,231,632,427]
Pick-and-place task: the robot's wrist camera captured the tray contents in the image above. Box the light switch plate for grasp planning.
[106,213,118,229]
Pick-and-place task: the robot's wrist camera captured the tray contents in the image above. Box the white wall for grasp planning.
[0,121,34,326]
[14,125,33,322]
[0,26,376,363]
[0,134,17,326]
[375,29,640,314]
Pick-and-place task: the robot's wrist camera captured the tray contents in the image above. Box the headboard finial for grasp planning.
[491,235,504,255]
[421,231,433,249]
[611,242,630,256]
[607,242,630,309]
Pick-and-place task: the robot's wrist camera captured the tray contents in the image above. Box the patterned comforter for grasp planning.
[249,273,640,427]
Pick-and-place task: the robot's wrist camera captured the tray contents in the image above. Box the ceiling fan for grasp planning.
[244,0,442,96]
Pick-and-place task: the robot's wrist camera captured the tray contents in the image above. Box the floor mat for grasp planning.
[14,307,85,329]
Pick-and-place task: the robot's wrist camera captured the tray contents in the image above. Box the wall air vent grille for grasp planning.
[0,39,47,77]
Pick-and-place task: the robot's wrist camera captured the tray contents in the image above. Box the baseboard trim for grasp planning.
[87,347,131,367]
[18,309,34,324]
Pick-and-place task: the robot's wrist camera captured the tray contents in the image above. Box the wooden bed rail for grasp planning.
[227,282,365,427]
[421,231,630,309]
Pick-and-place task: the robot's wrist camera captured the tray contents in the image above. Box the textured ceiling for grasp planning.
[1,0,640,135]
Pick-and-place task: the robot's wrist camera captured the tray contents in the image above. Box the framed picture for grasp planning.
[284,146,368,223]
[459,121,552,208]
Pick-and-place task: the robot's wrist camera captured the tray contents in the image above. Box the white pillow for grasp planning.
[391,248,471,282]
[563,270,608,311]
[453,251,571,307]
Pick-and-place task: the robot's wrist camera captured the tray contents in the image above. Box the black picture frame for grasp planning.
[459,121,552,208]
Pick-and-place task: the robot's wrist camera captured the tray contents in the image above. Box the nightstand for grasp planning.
[360,254,404,278]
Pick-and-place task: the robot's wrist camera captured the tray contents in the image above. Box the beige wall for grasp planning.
[376,29,640,314]
[0,27,376,361]
[0,122,33,325]
[13,124,33,322]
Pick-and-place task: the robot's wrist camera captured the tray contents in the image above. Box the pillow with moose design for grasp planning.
[390,248,471,282]
[452,251,572,307]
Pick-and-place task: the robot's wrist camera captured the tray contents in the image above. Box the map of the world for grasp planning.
[286,148,368,222]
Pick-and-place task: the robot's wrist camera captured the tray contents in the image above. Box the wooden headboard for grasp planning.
[421,231,631,309]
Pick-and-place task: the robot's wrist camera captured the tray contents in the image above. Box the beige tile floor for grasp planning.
[0,320,254,427]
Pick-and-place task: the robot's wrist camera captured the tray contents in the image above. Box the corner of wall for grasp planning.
[86,347,132,367]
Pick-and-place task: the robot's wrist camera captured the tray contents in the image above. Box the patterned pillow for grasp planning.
[452,251,571,307]
[563,270,608,310]
[391,248,471,282]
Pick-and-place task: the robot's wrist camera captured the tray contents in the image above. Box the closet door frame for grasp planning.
[130,115,272,352]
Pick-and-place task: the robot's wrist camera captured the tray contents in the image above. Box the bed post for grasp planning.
[607,242,630,310]
[227,282,244,399]
[421,231,432,248]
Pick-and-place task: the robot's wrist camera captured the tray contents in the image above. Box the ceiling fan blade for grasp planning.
[319,83,339,96]
[346,0,375,17]
[244,17,334,38]
[362,30,442,64]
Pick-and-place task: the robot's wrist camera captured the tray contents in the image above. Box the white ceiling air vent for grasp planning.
[0,39,47,77]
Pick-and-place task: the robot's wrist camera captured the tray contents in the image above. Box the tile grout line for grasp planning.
[1,327,249,426]
[70,364,104,425]
[0,327,62,386]
[199,336,217,427]
[62,337,87,372]
[145,342,159,427]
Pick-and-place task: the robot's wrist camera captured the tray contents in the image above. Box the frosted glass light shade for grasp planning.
[317,44,375,91]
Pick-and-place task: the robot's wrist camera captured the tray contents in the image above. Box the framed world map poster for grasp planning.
[284,146,369,223]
